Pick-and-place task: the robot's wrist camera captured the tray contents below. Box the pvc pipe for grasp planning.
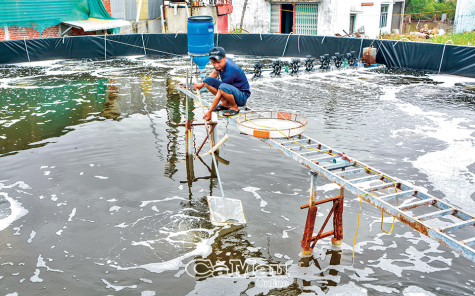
[198,134,230,158]
[136,0,143,23]
[104,34,107,61]
[184,3,190,18]
[160,5,166,33]
[438,40,453,74]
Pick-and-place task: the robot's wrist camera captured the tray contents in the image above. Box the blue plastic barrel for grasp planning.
[187,16,214,73]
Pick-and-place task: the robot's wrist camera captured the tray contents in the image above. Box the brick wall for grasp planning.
[0,26,60,41]
[102,0,112,15]
[0,1,112,41]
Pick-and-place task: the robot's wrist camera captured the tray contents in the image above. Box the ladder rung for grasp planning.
[349,175,381,184]
[463,237,475,247]
[279,139,310,147]
[416,209,453,221]
[364,182,394,192]
[439,219,475,233]
[311,156,339,163]
[299,150,329,158]
[325,162,353,171]
[336,168,366,177]
[398,199,434,211]
[379,190,415,201]
[290,144,321,152]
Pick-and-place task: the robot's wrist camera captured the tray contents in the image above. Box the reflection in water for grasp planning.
[299,249,342,292]
[164,77,184,179]
[0,76,107,156]
[1,58,473,295]
[100,78,121,120]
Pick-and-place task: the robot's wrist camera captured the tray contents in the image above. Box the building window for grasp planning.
[349,14,356,33]
[380,4,389,28]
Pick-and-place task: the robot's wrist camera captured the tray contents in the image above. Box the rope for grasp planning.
[92,35,183,57]
[141,33,147,55]
[282,32,292,57]
[188,90,399,241]
[23,38,30,62]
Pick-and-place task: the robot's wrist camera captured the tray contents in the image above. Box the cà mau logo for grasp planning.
[185,258,289,279]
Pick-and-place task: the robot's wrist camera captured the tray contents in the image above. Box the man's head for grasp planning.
[209,47,226,71]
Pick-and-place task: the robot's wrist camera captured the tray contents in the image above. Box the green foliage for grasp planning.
[405,0,456,19]
[384,31,475,47]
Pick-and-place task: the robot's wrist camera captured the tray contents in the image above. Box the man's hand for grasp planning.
[193,83,204,90]
[203,110,212,121]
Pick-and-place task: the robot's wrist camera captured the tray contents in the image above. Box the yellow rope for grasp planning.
[189,90,398,238]
[279,8,456,17]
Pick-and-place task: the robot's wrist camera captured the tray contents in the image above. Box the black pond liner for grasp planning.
[0,33,474,77]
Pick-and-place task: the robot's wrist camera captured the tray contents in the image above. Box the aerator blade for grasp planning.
[207,196,246,226]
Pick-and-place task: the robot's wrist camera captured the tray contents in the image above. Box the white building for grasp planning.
[454,0,475,34]
[230,0,405,38]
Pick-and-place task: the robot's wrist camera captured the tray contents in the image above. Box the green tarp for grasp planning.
[0,0,114,35]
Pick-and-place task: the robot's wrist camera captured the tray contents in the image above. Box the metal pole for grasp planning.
[301,172,318,256]
[332,186,344,247]
[196,90,225,197]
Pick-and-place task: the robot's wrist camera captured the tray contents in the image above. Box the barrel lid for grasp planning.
[188,16,213,23]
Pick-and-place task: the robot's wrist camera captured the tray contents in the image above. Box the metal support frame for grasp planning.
[175,85,475,263]
[301,173,344,256]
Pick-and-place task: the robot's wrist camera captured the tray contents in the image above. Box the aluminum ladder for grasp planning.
[176,86,475,262]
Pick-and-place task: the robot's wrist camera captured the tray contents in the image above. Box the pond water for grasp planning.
[0,56,474,295]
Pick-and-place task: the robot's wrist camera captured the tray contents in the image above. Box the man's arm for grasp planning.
[193,70,219,90]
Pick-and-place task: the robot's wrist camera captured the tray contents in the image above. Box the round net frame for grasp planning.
[236,111,308,139]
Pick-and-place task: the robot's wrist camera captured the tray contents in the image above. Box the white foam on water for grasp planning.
[402,285,437,296]
[101,279,137,291]
[427,74,475,87]
[30,269,43,283]
[0,193,29,232]
[243,187,267,208]
[5,293,18,296]
[37,254,63,273]
[385,86,475,213]
[68,208,76,222]
[187,276,261,296]
[141,291,156,296]
[94,176,109,179]
[363,283,399,294]
[132,241,155,250]
[140,278,153,284]
[282,226,297,239]
[13,59,65,67]
[110,230,219,274]
[325,282,368,295]
[109,206,121,212]
[27,230,36,243]
[0,181,31,190]
[140,196,186,207]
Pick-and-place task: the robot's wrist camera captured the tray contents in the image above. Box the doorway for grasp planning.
[281,4,294,33]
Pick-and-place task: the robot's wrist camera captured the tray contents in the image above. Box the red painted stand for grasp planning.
[301,173,344,256]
